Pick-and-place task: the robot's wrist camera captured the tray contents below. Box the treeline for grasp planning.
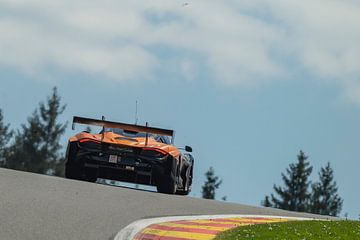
[263,150,343,216]
[201,151,343,217]
[0,88,67,176]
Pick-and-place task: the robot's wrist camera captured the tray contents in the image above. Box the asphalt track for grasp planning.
[0,168,336,240]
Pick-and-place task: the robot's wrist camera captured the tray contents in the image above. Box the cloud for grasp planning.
[261,0,360,103]
[0,1,158,81]
[0,0,360,101]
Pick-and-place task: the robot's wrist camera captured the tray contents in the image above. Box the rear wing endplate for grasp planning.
[72,116,174,137]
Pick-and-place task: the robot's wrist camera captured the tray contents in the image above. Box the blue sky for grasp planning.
[1,0,359,219]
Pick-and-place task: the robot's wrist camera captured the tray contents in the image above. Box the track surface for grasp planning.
[0,168,335,240]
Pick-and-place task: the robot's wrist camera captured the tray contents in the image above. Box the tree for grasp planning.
[310,162,343,216]
[4,87,67,175]
[38,87,67,175]
[0,109,13,165]
[202,167,222,199]
[84,126,92,133]
[262,195,272,207]
[4,112,44,171]
[264,150,313,212]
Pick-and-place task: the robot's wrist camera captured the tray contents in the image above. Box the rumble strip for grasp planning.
[114,215,312,240]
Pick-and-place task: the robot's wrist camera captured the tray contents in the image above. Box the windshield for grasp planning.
[103,128,171,144]
[105,128,147,137]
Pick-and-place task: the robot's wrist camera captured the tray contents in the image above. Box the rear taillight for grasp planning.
[78,139,101,150]
[79,139,100,143]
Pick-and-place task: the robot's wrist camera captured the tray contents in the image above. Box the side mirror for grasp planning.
[185,145,193,152]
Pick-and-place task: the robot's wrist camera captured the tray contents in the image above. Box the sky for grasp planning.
[0,0,359,219]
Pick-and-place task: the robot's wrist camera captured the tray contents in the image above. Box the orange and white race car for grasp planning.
[65,116,194,195]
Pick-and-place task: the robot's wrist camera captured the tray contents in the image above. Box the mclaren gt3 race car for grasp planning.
[65,116,194,195]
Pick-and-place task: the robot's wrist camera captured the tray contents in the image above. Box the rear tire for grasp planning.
[84,168,98,182]
[176,166,192,195]
[156,157,178,194]
[65,161,83,180]
[156,173,177,194]
[176,189,190,195]
[65,142,84,181]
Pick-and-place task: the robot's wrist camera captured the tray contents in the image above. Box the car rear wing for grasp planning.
[72,116,175,139]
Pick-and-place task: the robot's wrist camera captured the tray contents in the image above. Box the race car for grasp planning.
[65,116,194,195]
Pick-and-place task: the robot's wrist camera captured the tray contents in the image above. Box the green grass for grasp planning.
[214,220,360,240]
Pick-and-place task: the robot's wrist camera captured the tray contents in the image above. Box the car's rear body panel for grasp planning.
[69,132,181,157]
[67,138,175,186]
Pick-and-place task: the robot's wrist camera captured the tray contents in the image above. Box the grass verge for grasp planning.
[214,220,360,240]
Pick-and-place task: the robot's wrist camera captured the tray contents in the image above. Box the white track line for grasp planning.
[114,214,316,240]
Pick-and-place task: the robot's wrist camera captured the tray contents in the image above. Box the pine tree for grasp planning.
[38,87,67,175]
[84,126,92,133]
[202,167,222,199]
[5,113,44,171]
[0,109,13,165]
[5,88,67,174]
[262,195,272,207]
[310,162,343,216]
[267,150,313,212]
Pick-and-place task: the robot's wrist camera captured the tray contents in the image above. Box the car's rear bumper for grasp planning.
[66,141,172,185]
[83,156,165,185]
